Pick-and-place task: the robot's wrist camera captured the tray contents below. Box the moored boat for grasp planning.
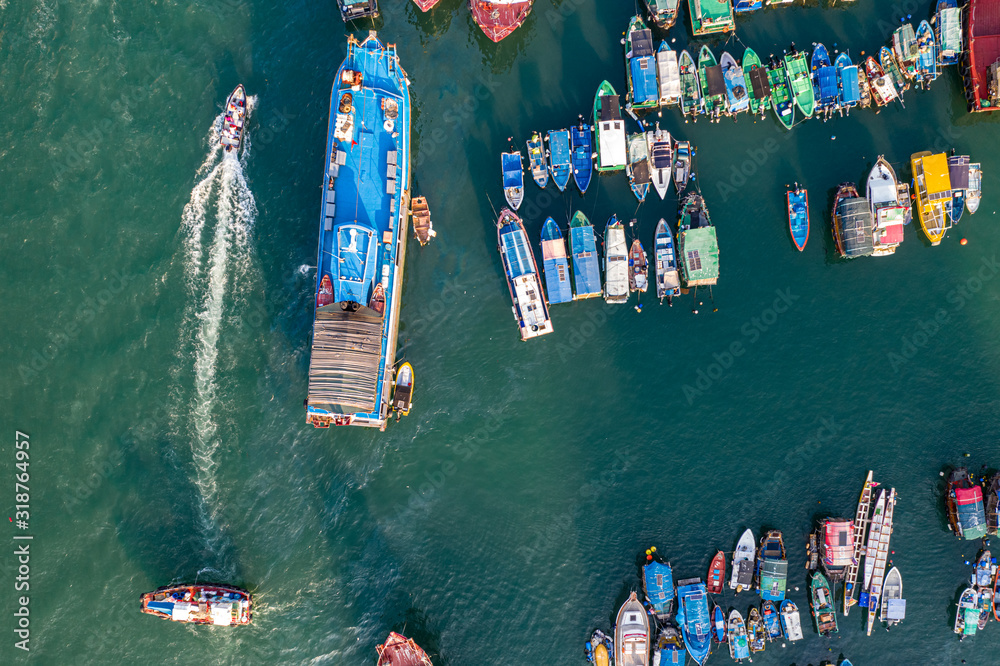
[698,45,727,121]
[221,85,248,155]
[762,600,781,640]
[936,0,963,66]
[757,530,788,601]
[811,43,839,118]
[653,219,681,305]
[731,528,756,592]
[376,632,433,666]
[787,184,808,251]
[689,0,735,36]
[569,211,602,299]
[747,606,765,654]
[644,0,681,30]
[911,151,953,245]
[986,472,1000,535]
[880,566,905,628]
[526,132,548,188]
[643,558,675,619]
[973,549,993,588]
[647,126,673,200]
[742,47,771,117]
[721,51,750,116]
[810,572,839,636]
[540,218,573,304]
[615,591,651,666]
[779,599,803,641]
[391,362,414,416]
[894,23,919,80]
[603,216,629,304]
[337,0,379,21]
[948,154,970,224]
[654,622,686,665]
[880,46,910,99]
[497,208,553,340]
[967,163,982,214]
[673,140,692,192]
[677,193,719,289]
[865,57,899,107]
[862,489,888,597]
[570,121,594,195]
[964,0,1000,111]
[676,578,711,665]
[629,238,649,294]
[844,471,875,616]
[916,20,939,87]
[547,129,572,192]
[707,550,726,594]
[625,15,659,113]
[819,518,854,584]
[835,52,860,114]
[784,47,815,118]
[411,196,435,245]
[977,586,993,630]
[657,42,682,108]
[501,150,524,210]
[867,156,907,256]
[626,133,652,202]
[728,609,750,662]
[857,67,873,108]
[832,182,873,259]
[866,488,896,636]
[712,604,727,643]
[469,0,533,42]
[767,56,795,129]
[947,467,988,539]
[594,81,627,173]
[955,587,979,638]
[140,584,251,625]
[413,0,442,11]
[678,50,702,120]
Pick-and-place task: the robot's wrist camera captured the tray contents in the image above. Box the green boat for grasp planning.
[767,57,795,129]
[810,572,839,636]
[678,49,702,121]
[677,193,719,287]
[742,47,770,117]
[689,0,735,37]
[698,45,726,122]
[783,48,815,119]
[593,80,627,173]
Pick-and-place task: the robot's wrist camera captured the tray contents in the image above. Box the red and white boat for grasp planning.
[140,584,251,626]
[377,632,433,666]
[412,0,443,10]
[469,0,533,42]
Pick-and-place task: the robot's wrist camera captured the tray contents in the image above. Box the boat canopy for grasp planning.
[502,153,522,188]
[885,598,906,621]
[822,521,854,568]
[940,7,963,59]
[817,65,839,105]
[644,561,676,615]
[501,225,535,280]
[570,223,602,298]
[541,223,573,305]
[869,172,898,206]
[658,48,681,103]
[333,224,379,304]
[923,153,953,201]
[749,67,771,99]
[895,23,918,61]
[840,65,860,105]
[963,606,979,634]
[600,94,622,121]
[549,131,570,169]
[680,227,719,286]
[838,197,874,258]
[734,559,754,588]
[956,486,987,539]
[949,155,971,190]
[631,56,659,105]
[651,141,671,170]
[706,64,726,97]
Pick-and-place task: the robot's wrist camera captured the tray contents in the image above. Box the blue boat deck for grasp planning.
[548,130,572,191]
[569,219,602,299]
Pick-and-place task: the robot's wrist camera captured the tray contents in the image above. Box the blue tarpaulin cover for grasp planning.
[502,153,522,189]
[644,561,675,615]
[569,224,602,298]
[631,56,658,105]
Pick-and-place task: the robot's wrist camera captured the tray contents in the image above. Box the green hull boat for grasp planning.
[783,49,815,119]
[767,58,795,130]
[678,49,701,120]
[742,47,769,116]
[698,45,726,121]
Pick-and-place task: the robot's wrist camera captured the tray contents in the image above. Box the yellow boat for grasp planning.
[910,151,953,245]
[594,641,609,666]
[391,362,413,416]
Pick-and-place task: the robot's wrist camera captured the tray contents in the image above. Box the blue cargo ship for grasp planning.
[306,32,411,430]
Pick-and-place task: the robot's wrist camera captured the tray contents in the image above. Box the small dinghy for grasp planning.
[955,587,979,638]
[501,151,524,210]
[730,528,755,592]
[761,600,781,640]
[368,282,386,316]
[628,238,648,294]
[787,184,809,251]
[728,609,750,662]
[221,84,248,155]
[672,140,692,193]
[585,629,612,666]
[647,126,673,200]
[653,219,680,305]
[547,129,572,192]
[570,120,593,195]
[779,599,803,641]
[747,606,765,654]
[391,362,414,416]
[526,132,548,188]
[712,604,727,643]
[880,566,905,628]
[411,196,435,245]
[706,550,726,594]
[141,584,251,625]
[967,163,982,214]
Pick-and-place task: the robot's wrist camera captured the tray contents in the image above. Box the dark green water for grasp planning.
[2,0,1000,663]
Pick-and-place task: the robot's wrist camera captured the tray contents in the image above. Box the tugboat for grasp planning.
[469,0,533,42]
[220,85,248,155]
[376,632,432,666]
[140,584,251,625]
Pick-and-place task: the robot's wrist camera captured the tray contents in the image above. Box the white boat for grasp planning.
[967,163,982,214]
[646,126,673,200]
[866,487,896,635]
[730,528,755,591]
[844,471,874,616]
[778,599,803,641]
[220,84,248,155]
[862,489,887,592]
[880,566,905,627]
[867,157,906,256]
[656,41,681,107]
[603,216,629,304]
[615,591,650,666]
[955,587,979,637]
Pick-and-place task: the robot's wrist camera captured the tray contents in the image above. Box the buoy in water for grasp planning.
[960,238,968,245]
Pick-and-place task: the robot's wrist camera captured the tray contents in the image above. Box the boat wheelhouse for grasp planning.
[947,467,988,540]
[377,632,433,666]
[689,0,735,36]
[541,218,573,304]
[644,559,676,619]
[469,0,533,42]
[306,32,411,430]
[626,15,659,112]
[645,0,681,29]
[677,193,719,288]
[497,208,553,340]
[832,183,873,259]
[140,584,251,626]
[594,81,627,173]
[569,211,602,299]
[964,0,1000,111]
[911,151,953,245]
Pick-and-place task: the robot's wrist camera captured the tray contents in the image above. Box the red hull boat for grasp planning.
[377,632,433,666]
[707,550,726,594]
[469,0,533,42]
[413,0,443,10]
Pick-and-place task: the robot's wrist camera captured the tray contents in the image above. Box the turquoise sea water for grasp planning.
[2,0,1000,663]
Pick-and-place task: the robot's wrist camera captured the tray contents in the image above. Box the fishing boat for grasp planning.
[835,52,860,115]
[742,47,771,117]
[221,85,247,155]
[677,193,719,289]
[526,132,548,188]
[955,587,979,638]
[644,0,681,30]
[734,0,762,12]
[673,140,692,191]
[615,591,650,666]
[604,216,629,304]
[866,488,896,636]
[707,551,726,594]
[711,604,727,643]
[594,81,627,173]
[747,606,765,654]
[586,630,612,666]
[936,0,964,66]
[469,0,533,42]
[947,467,989,539]
[819,519,854,584]
[501,151,524,210]
[880,46,910,99]
[787,184,808,251]
[986,472,1000,535]
[647,126,673,199]
[412,0,442,11]
[844,471,874,616]
[966,163,982,214]
[865,57,898,107]
[767,56,795,129]
[977,586,993,630]
[832,182,873,259]
[643,558,675,619]
[973,550,993,588]
[337,0,379,21]
[728,610,750,662]
[675,578,711,666]
[721,51,750,116]
[810,572,839,636]
[140,584,251,625]
[540,218,573,305]
[731,528,756,592]
[306,32,411,430]
[911,151,953,245]
[657,42,682,107]
[811,43,839,118]
[784,47,816,119]
[867,156,907,256]
[569,211,602,299]
[757,531,787,601]
[570,121,593,195]
[948,154,970,224]
[411,197,435,246]
[497,208,553,340]
[806,531,819,571]
[762,600,781,640]
[857,67,873,108]
[894,23,920,80]
[880,566,905,628]
[376,632,433,666]
[916,20,939,87]
[689,0,735,36]
[629,238,649,294]
[779,599,803,641]
[625,15,659,113]
[653,219,681,305]
[678,50,702,120]
[391,362,414,416]
[626,133,652,202]
[698,45,727,121]
[546,129,572,192]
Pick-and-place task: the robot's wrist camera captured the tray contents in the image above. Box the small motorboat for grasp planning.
[678,49,702,120]
[761,600,781,640]
[570,120,593,195]
[540,218,573,305]
[967,163,982,215]
[977,587,993,631]
[811,43,839,118]
[412,0,442,10]
[647,126,673,200]
[644,0,680,30]
[757,530,787,601]
[676,578,711,665]
[728,609,750,662]
[501,150,524,210]
[526,132,548,188]
[946,467,988,540]
[880,566,905,628]
[603,216,629,304]
[547,129,572,192]
[779,599,804,641]
[594,80,627,173]
[391,362,414,416]
[712,604,728,643]
[410,196,435,246]
[864,57,898,106]
[615,591,650,666]
[987,472,1000,535]
[973,550,993,588]
[140,584,251,625]
[376,631,432,666]
[628,238,648,294]
[787,184,809,251]
[880,46,909,98]
[707,550,726,594]
[836,52,860,115]
[784,46,816,118]
[657,41,682,107]
[767,56,795,129]
[916,20,939,87]
[626,133,651,202]
[955,587,979,638]
[730,528,755,592]
[948,154,970,224]
[643,558,675,619]
[221,84,248,155]
[672,140,692,193]
[569,211,602,299]
[337,0,379,21]
[742,46,771,116]
[585,629,612,666]
[469,0,533,43]
[653,219,680,305]
[625,14,658,112]
[698,45,727,121]
[747,606,765,654]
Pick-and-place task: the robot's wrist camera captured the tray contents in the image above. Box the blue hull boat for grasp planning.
[547,129,572,192]
[540,218,573,304]
[654,218,681,304]
[721,51,750,115]
[526,132,548,189]
[501,151,524,211]
[644,559,676,618]
[568,211,602,299]
[497,209,553,340]
[734,0,762,11]
[835,52,860,113]
[811,43,839,115]
[711,604,726,643]
[676,578,711,665]
[570,122,593,195]
[306,32,410,430]
[787,185,809,251]
[916,20,939,87]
